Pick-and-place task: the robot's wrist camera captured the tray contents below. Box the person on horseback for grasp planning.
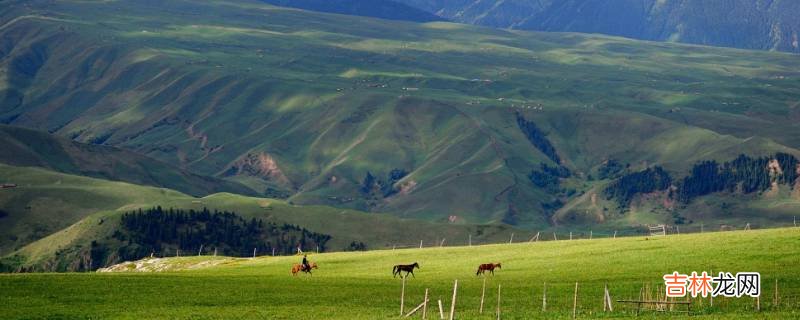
[301,254,310,272]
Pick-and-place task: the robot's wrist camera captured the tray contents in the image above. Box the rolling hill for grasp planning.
[0,164,526,271]
[395,0,800,53]
[0,0,799,230]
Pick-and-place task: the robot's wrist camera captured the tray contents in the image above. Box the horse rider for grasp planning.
[301,254,310,272]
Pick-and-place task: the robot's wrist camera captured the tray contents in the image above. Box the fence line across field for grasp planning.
[393,277,789,319]
[134,221,793,260]
[385,221,787,251]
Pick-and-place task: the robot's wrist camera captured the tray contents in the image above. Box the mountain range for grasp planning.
[1,0,799,271]
[273,0,800,53]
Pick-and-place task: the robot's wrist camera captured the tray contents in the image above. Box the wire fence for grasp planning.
[381,221,799,250]
[136,220,798,259]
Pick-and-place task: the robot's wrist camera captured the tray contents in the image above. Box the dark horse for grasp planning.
[476,263,501,276]
[393,262,420,278]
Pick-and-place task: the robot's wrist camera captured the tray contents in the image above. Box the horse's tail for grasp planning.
[476,268,480,276]
[392,265,397,275]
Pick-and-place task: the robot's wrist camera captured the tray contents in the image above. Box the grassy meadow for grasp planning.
[1,227,798,319]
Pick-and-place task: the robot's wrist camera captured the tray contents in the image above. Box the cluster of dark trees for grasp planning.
[675,153,798,203]
[604,153,799,207]
[596,159,627,180]
[345,241,367,251]
[516,112,561,164]
[361,168,408,197]
[527,163,575,216]
[528,163,571,193]
[603,166,672,207]
[112,207,331,261]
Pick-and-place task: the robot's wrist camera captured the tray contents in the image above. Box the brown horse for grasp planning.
[476,263,501,276]
[291,262,318,276]
[393,262,420,278]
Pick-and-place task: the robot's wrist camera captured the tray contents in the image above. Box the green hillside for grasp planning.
[0,164,526,270]
[2,0,799,227]
[0,227,797,319]
[0,124,256,197]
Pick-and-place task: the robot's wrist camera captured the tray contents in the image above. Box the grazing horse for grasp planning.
[476,263,501,276]
[291,262,318,276]
[393,262,420,278]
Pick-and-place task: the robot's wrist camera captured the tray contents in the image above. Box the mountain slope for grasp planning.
[1,0,799,227]
[0,164,525,270]
[395,0,800,53]
[260,0,446,22]
[0,125,256,197]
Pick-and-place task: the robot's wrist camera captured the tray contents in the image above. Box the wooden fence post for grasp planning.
[420,240,423,249]
[438,300,444,319]
[469,234,472,246]
[570,232,573,240]
[253,248,257,258]
[496,284,501,320]
[774,279,779,308]
[590,230,592,239]
[613,231,617,239]
[509,233,514,243]
[400,275,406,315]
[440,238,446,247]
[756,295,761,312]
[271,248,274,256]
[214,247,217,257]
[553,233,558,241]
[198,244,203,256]
[573,282,578,319]
[423,288,429,320]
[542,282,547,312]
[449,280,458,320]
[480,277,486,313]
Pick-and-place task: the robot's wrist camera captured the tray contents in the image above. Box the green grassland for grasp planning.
[0,227,797,319]
[1,0,799,227]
